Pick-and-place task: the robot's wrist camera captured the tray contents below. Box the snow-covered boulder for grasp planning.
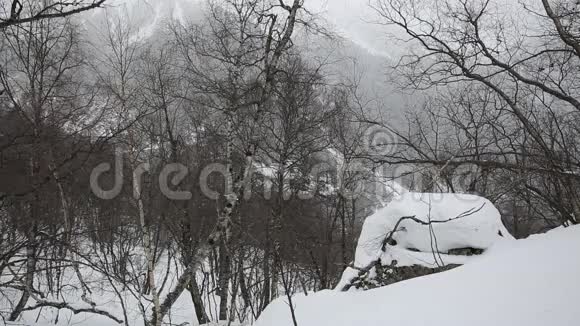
[337,192,513,290]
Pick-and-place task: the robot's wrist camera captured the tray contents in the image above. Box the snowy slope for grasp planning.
[255,224,580,326]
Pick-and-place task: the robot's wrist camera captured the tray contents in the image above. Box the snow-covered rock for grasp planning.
[337,192,513,289]
[255,224,580,326]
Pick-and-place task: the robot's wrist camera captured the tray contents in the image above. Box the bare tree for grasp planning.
[0,0,106,29]
[373,0,580,226]
[172,0,320,321]
[0,9,125,323]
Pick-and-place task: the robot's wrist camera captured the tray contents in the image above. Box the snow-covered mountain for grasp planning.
[81,0,409,120]
[88,0,398,56]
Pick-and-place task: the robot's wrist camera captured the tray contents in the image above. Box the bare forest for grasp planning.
[1,1,579,325]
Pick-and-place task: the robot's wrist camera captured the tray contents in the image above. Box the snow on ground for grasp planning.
[2,250,199,326]
[256,224,580,326]
[1,239,277,326]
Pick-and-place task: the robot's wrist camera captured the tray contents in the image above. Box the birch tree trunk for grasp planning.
[132,163,161,326]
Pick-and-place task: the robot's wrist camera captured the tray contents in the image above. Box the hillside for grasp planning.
[256,225,580,326]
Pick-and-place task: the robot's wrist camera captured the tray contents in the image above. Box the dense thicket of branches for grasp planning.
[0,1,377,324]
[369,0,580,233]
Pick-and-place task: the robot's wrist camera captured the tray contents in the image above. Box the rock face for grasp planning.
[352,262,461,290]
[349,247,484,290]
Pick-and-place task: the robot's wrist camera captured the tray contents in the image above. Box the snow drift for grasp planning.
[255,224,580,326]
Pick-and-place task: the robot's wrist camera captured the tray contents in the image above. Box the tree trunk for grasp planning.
[218,242,231,321]
[189,274,209,324]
